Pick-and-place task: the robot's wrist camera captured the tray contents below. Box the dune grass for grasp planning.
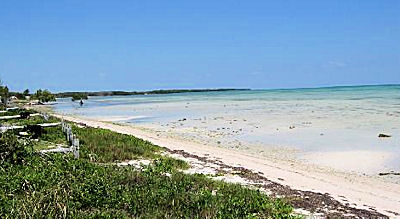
[0,149,295,218]
[74,126,162,162]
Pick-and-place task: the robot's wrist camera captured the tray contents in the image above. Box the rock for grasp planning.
[378,172,400,176]
[378,133,391,138]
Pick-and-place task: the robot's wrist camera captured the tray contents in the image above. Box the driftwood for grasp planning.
[0,123,61,133]
[0,125,24,132]
[37,122,61,127]
[0,115,21,120]
[6,107,19,111]
[0,113,42,120]
[41,146,72,153]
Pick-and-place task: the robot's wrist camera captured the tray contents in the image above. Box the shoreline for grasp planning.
[45,109,400,217]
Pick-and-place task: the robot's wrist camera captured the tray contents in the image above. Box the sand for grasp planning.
[51,113,400,217]
[300,150,394,174]
[95,115,148,122]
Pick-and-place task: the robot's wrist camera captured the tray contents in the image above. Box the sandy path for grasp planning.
[54,114,400,217]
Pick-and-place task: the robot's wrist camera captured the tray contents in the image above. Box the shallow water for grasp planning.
[54,85,400,174]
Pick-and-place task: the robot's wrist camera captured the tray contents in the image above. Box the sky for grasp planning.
[0,1,399,92]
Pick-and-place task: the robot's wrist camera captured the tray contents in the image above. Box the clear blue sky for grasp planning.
[1,1,399,92]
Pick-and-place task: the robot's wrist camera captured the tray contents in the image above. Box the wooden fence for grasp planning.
[62,121,80,158]
[0,108,80,158]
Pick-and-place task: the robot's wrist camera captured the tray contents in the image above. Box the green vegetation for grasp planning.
[57,88,250,98]
[0,132,33,165]
[0,85,9,105]
[0,108,297,218]
[0,152,295,218]
[71,93,88,101]
[32,89,56,102]
[75,127,161,162]
[23,89,30,96]
[40,126,68,145]
[7,89,31,100]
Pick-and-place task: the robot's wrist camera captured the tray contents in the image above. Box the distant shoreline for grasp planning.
[56,88,250,98]
[54,83,400,99]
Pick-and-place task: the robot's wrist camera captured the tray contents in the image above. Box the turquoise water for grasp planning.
[55,84,400,117]
[54,84,400,173]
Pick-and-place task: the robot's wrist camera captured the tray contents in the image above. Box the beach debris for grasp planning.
[378,133,391,138]
[164,148,388,218]
[118,159,151,168]
[40,145,72,153]
[18,131,29,136]
[378,172,400,176]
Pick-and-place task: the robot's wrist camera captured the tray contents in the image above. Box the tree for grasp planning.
[23,89,30,96]
[0,80,9,105]
[71,93,88,101]
[33,89,56,103]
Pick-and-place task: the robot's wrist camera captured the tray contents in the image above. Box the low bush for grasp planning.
[74,127,161,162]
[0,132,33,165]
[0,152,295,218]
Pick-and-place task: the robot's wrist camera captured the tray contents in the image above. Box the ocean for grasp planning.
[54,84,400,174]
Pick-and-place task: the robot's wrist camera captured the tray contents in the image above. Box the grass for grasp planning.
[0,151,295,218]
[0,108,299,218]
[74,126,161,163]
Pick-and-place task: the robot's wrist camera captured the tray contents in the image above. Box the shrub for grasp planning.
[71,93,88,101]
[0,132,33,165]
[32,89,56,102]
[0,153,296,218]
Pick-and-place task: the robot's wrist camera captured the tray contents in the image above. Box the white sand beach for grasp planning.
[51,113,400,217]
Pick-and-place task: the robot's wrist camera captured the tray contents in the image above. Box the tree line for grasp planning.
[0,79,56,105]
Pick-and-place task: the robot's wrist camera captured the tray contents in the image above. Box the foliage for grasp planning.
[0,152,295,218]
[71,93,88,101]
[23,89,30,96]
[0,132,33,165]
[8,91,25,100]
[40,126,68,145]
[0,85,9,105]
[74,127,162,162]
[32,89,56,102]
[56,89,250,98]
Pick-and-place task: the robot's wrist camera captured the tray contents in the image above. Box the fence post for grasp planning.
[74,139,79,158]
[70,132,74,144]
[61,122,80,159]
[67,128,72,143]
